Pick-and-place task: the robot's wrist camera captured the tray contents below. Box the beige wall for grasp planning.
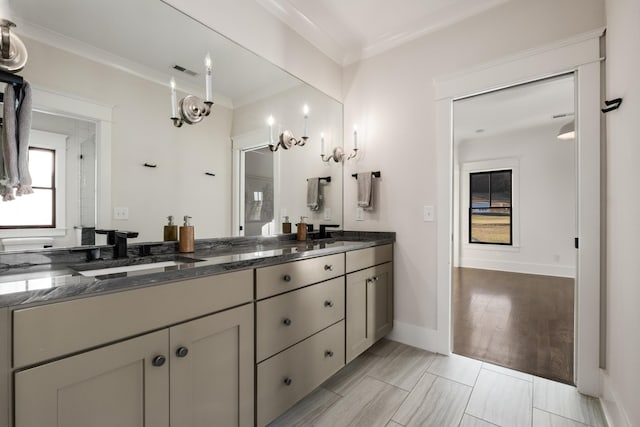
[602,0,640,425]
[21,37,233,243]
[341,0,605,332]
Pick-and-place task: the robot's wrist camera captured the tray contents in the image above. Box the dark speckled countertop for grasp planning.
[0,231,394,308]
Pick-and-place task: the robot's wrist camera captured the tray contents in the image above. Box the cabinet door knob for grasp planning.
[175,346,189,358]
[325,350,334,358]
[283,274,292,282]
[283,318,292,326]
[324,264,333,271]
[283,377,293,386]
[151,355,166,367]
[324,300,334,308]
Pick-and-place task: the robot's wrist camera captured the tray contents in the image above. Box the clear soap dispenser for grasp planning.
[179,215,195,253]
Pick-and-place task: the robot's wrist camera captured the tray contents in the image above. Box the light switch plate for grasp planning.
[324,207,332,221]
[423,205,435,222]
[114,207,129,220]
[355,207,365,221]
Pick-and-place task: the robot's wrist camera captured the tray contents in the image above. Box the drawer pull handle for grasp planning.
[324,264,333,271]
[283,274,292,282]
[283,318,292,326]
[367,276,379,283]
[152,355,166,367]
[325,350,334,358]
[175,346,189,358]
[324,300,334,308]
[283,377,293,386]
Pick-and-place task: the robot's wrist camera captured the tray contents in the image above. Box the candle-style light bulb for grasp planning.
[267,115,275,144]
[204,53,213,103]
[303,104,309,136]
[170,77,178,118]
[353,124,358,150]
[320,132,325,155]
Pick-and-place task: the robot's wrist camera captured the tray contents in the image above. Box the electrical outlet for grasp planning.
[423,205,435,222]
[324,207,332,221]
[113,207,129,220]
[355,207,365,221]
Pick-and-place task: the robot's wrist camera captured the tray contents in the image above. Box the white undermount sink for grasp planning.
[77,261,182,277]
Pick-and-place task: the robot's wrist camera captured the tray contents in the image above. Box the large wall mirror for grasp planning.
[0,0,343,251]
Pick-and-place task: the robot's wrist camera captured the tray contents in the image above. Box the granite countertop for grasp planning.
[0,231,394,308]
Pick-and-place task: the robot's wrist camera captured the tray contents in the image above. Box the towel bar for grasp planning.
[351,171,381,179]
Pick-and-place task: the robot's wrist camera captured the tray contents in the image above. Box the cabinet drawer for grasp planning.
[256,253,344,299]
[257,321,344,426]
[13,270,253,369]
[256,277,344,362]
[346,244,393,273]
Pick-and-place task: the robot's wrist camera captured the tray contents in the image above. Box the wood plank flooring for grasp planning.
[268,339,606,427]
[452,267,574,384]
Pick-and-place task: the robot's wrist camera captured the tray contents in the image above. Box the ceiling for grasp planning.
[9,0,301,107]
[454,74,575,143]
[256,0,510,65]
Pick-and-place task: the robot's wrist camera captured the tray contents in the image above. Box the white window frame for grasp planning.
[460,158,520,251]
[0,130,67,238]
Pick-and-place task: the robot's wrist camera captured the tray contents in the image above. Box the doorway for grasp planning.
[451,74,577,384]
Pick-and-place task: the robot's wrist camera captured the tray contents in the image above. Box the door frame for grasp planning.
[434,28,604,396]
[231,130,280,237]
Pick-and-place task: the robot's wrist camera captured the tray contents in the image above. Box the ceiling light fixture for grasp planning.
[557,121,575,140]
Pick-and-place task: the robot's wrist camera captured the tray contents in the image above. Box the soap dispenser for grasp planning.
[296,216,308,241]
[164,215,178,241]
[282,216,292,234]
[179,215,195,253]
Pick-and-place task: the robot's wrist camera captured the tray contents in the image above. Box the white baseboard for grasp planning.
[459,257,576,278]
[386,321,447,354]
[600,372,632,427]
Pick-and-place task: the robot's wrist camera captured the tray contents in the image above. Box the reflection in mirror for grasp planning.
[0,0,343,251]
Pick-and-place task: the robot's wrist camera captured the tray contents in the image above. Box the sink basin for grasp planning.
[70,255,204,278]
[76,261,183,277]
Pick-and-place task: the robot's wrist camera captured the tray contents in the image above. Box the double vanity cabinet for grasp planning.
[0,242,393,427]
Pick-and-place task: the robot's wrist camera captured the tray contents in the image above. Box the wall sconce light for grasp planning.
[0,19,28,72]
[320,125,359,162]
[557,121,575,140]
[169,54,213,128]
[267,104,310,152]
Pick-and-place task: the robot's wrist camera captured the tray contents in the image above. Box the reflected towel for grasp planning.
[357,172,373,209]
[1,81,33,201]
[307,177,320,211]
[16,81,33,196]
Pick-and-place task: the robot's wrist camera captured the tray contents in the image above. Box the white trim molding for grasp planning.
[386,321,442,353]
[435,30,603,397]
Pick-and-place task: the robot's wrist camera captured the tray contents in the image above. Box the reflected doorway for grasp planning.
[451,74,577,384]
[242,146,275,236]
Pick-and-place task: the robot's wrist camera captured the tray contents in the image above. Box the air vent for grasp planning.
[172,64,198,77]
[552,112,574,119]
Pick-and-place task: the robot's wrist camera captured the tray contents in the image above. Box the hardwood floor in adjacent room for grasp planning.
[452,267,574,384]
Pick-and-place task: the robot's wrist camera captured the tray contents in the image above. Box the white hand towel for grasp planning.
[1,84,17,201]
[357,172,373,209]
[16,81,33,196]
[307,177,320,211]
[1,81,33,201]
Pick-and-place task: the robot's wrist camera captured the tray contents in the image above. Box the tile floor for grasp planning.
[268,339,606,427]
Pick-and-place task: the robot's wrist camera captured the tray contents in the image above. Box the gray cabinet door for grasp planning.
[14,330,169,427]
[368,262,394,342]
[346,262,394,363]
[169,303,254,427]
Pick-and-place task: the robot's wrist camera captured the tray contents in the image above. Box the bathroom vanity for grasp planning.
[0,233,394,427]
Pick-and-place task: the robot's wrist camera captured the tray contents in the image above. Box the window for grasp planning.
[0,147,56,228]
[469,169,512,245]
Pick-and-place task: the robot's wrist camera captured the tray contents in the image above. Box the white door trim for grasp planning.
[231,130,280,237]
[434,29,603,396]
